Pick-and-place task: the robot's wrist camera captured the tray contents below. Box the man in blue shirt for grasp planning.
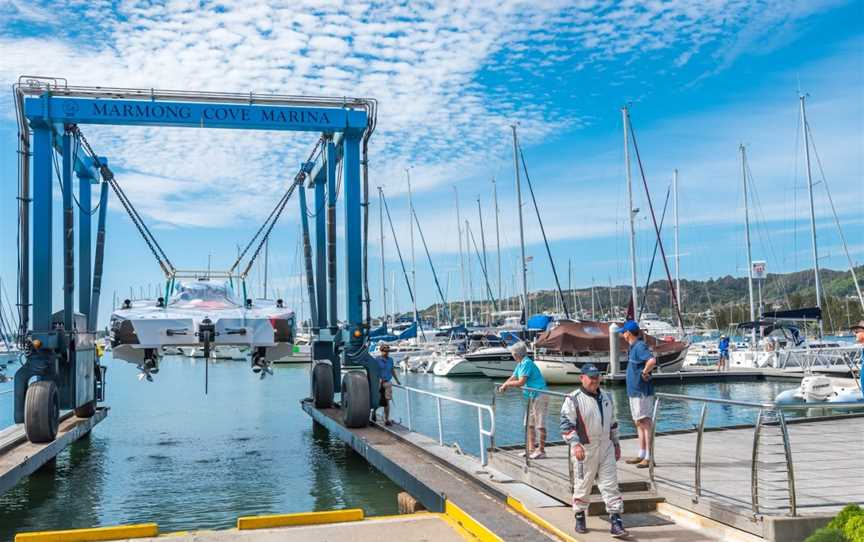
[498,341,549,459]
[718,335,730,372]
[373,343,401,426]
[853,321,864,394]
[622,320,656,468]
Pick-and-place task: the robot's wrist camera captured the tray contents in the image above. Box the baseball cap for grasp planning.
[621,320,640,334]
[851,320,864,332]
[581,363,601,378]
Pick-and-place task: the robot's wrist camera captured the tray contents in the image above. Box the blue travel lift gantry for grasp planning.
[12,78,380,445]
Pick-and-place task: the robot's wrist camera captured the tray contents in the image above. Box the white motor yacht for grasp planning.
[432,352,483,377]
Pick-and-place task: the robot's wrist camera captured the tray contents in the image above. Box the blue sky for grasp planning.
[0,0,862,327]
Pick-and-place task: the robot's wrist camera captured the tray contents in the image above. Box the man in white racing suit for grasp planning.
[559,363,628,538]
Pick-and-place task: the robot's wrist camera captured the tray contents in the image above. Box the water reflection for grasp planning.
[0,356,400,539]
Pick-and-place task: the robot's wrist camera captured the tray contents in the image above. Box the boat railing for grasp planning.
[391,383,495,466]
[651,392,864,517]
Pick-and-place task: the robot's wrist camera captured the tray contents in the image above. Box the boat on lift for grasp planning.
[110,278,295,380]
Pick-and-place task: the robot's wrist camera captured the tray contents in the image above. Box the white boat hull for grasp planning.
[432,355,483,377]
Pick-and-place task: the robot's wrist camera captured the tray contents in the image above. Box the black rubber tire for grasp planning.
[25,380,60,443]
[74,401,96,418]
[342,370,370,428]
[312,363,334,409]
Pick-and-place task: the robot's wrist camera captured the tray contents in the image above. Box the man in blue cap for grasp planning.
[560,363,628,538]
[621,320,656,468]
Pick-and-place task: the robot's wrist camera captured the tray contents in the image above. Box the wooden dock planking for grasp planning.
[0,408,108,494]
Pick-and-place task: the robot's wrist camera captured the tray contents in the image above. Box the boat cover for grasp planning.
[535,320,687,356]
[526,314,553,331]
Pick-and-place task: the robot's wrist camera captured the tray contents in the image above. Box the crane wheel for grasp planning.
[25,380,60,443]
[312,362,334,408]
[342,370,370,428]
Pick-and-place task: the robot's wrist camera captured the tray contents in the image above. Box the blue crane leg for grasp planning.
[315,175,327,331]
[298,184,319,325]
[62,132,74,332]
[32,126,53,332]
[88,182,109,331]
[343,134,363,339]
[78,168,92,326]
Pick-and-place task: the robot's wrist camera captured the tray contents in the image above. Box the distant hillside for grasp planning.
[412,265,864,333]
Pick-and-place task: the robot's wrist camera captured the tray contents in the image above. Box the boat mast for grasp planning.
[378,187,388,325]
[622,106,639,318]
[477,197,489,324]
[406,168,418,329]
[493,178,502,303]
[673,169,681,310]
[800,95,824,338]
[511,125,529,326]
[453,187,468,324]
[740,145,757,346]
[466,219,474,323]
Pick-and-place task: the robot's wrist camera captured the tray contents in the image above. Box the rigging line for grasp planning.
[466,222,499,313]
[637,184,672,320]
[240,186,296,279]
[73,126,175,275]
[411,208,453,327]
[230,137,324,274]
[626,113,685,335]
[51,147,100,216]
[380,188,426,336]
[744,159,792,309]
[517,146,571,319]
[806,119,864,311]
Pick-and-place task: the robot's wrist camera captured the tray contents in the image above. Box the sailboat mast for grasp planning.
[673,169,681,309]
[800,95,824,337]
[477,197,489,324]
[741,145,757,346]
[378,187,388,324]
[622,106,639,317]
[493,178,502,302]
[453,187,468,324]
[511,125,529,324]
[466,219,474,322]
[406,168,418,327]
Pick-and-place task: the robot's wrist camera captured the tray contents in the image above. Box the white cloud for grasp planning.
[0,0,853,232]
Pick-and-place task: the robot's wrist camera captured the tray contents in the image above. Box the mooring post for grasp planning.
[609,323,620,375]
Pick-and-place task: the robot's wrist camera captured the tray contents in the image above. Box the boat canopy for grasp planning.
[760,307,822,322]
[169,280,241,310]
[526,314,553,331]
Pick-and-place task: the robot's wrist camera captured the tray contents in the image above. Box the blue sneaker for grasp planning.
[574,512,587,534]
[610,513,629,538]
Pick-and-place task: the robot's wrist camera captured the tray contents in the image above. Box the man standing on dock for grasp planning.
[718,335,730,372]
[622,320,656,469]
[560,364,628,538]
[497,341,548,459]
[853,321,864,394]
[373,344,400,426]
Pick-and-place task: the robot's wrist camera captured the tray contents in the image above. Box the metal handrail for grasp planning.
[651,392,864,517]
[393,383,496,466]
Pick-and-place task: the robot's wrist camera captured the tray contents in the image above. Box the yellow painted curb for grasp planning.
[15,523,158,542]
[444,501,503,542]
[237,508,364,530]
[507,497,577,542]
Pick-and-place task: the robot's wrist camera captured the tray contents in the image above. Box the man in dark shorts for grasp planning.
[373,343,401,426]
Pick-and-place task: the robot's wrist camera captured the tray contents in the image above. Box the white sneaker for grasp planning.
[529,451,546,459]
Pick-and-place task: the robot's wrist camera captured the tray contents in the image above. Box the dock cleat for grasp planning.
[609,513,629,538]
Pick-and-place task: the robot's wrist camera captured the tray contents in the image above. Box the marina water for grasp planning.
[0,354,793,537]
